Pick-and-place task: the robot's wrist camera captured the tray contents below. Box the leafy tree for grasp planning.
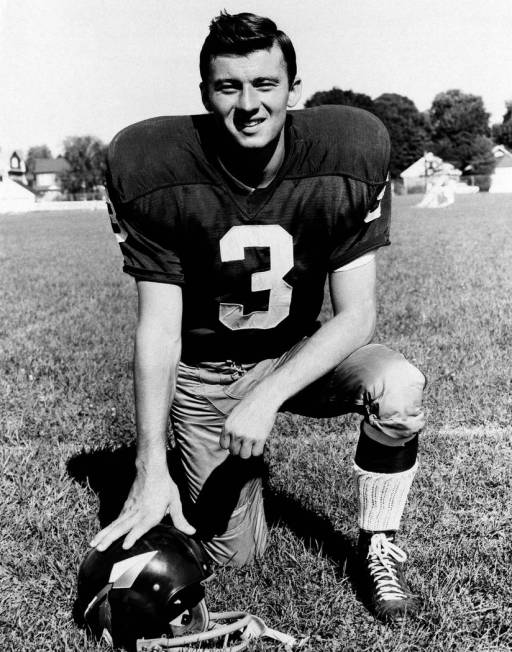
[492,122,512,149]
[430,89,490,138]
[304,87,376,114]
[492,100,512,149]
[466,135,498,175]
[373,93,430,178]
[59,136,107,196]
[429,89,495,175]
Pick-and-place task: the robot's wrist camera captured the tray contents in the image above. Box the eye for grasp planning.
[254,80,280,92]
[216,83,238,94]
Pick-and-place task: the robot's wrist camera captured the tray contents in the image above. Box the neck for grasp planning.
[217,129,286,189]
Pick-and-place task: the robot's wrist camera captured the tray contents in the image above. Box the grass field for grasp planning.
[1,193,512,651]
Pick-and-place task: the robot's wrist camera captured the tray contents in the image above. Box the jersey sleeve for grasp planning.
[105,164,185,286]
[328,177,391,271]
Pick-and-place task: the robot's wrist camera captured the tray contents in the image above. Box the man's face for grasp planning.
[201,44,301,150]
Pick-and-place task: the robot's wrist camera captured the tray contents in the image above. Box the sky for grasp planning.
[1,0,511,156]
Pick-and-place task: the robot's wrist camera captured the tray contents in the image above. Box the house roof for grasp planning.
[33,157,71,174]
[0,177,36,201]
[493,145,512,169]
[401,153,460,179]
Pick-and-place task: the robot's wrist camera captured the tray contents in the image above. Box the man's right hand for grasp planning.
[89,467,195,551]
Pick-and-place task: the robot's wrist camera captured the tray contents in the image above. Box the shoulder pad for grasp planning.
[287,105,390,184]
[107,114,216,203]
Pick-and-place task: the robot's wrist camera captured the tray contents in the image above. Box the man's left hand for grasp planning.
[220,395,278,458]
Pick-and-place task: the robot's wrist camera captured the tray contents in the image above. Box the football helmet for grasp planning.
[77,524,213,649]
[78,524,302,650]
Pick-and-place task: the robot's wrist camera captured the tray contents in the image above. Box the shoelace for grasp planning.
[367,533,409,602]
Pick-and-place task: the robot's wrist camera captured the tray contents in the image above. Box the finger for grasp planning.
[219,429,231,450]
[229,438,242,456]
[251,440,265,457]
[89,530,106,548]
[239,440,254,459]
[89,519,125,547]
[167,489,196,535]
[122,519,155,550]
[92,518,135,551]
[166,482,196,535]
[170,512,196,536]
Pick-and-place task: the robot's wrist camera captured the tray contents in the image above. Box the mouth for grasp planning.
[234,117,266,133]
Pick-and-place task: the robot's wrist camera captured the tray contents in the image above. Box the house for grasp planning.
[489,145,512,193]
[28,156,71,200]
[400,153,461,193]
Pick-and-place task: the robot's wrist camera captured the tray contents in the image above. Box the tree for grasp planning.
[429,89,495,176]
[373,93,430,178]
[59,136,107,197]
[304,87,376,114]
[492,121,512,149]
[430,89,490,138]
[492,100,512,149]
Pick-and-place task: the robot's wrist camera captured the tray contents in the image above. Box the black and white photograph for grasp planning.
[1,1,511,649]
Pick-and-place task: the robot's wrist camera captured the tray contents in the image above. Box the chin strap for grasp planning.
[135,611,307,652]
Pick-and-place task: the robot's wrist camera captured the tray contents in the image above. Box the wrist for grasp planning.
[251,376,288,410]
[135,445,169,473]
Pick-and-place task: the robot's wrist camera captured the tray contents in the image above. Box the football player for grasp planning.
[91,12,426,623]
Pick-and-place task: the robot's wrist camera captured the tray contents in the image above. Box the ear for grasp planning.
[200,82,212,112]
[287,77,302,108]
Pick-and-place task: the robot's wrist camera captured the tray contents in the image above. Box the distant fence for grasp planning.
[0,199,106,214]
[32,200,106,211]
[55,190,106,201]
[33,189,106,202]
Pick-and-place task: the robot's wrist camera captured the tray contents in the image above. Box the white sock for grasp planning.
[353,462,418,532]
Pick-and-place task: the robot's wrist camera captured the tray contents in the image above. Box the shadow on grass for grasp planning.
[262,490,389,620]
[67,444,138,528]
[264,487,355,573]
[67,444,359,591]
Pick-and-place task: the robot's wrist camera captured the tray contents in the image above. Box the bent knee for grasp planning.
[379,356,426,404]
[383,355,426,389]
[368,358,426,440]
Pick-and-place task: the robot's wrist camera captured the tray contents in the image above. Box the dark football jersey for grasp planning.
[106,105,391,363]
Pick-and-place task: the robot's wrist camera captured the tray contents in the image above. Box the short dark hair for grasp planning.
[199,11,297,87]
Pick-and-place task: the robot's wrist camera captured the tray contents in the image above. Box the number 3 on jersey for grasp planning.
[219,225,293,330]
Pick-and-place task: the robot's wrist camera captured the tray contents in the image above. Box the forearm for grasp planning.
[252,308,375,409]
[133,322,181,469]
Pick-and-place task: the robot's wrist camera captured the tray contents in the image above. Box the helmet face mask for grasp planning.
[77,525,213,649]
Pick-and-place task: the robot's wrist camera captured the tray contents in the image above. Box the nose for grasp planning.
[237,86,259,113]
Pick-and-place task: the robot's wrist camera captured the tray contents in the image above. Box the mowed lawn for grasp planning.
[1,193,511,651]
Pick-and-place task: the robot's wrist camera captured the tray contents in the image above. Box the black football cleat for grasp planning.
[357,530,420,623]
